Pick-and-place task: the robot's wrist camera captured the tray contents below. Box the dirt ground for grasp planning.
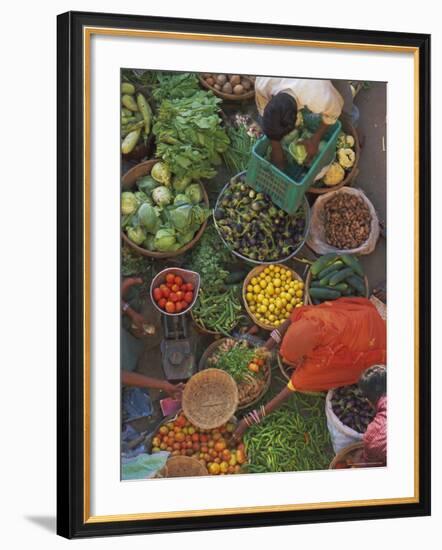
[123,81,387,440]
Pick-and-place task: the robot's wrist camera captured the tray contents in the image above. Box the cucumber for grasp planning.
[121,82,136,95]
[136,92,153,135]
[310,280,322,288]
[329,267,355,286]
[121,107,133,118]
[122,94,138,112]
[316,260,344,280]
[121,128,141,154]
[309,287,341,300]
[346,275,366,295]
[340,254,364,277]
[342,286,353,296]
[310,253,338,276]
[333,282,348,292]
[319,268,340,287]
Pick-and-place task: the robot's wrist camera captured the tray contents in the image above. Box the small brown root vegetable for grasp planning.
[214,83,222,91]
[202,73,211,79]
[222,82,233,94]
[206,77,215,87]
[240,78,252,90]
[216,74,227,85]
[230,75,241,86]
[233,84,245,95]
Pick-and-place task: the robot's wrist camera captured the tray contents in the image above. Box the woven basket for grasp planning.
[190,309,224,337]
[182,369,239,430]
[198,75,255,102]
[308,120,360,195]
[304,268,369,305]
[242,264,305,331]
[156,456,208,478]
[199,338,271,410]
[121,159,209,258]
[329,442,365,469]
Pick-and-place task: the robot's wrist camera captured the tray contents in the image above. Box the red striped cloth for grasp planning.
[363,395,387,464]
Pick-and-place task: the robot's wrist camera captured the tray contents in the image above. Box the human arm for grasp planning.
[299,121,330,165]
[121,277,155,336]
[121,371,185,400]
[270,140,287,171]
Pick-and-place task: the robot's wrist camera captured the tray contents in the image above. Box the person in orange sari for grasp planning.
[233,297,386,441]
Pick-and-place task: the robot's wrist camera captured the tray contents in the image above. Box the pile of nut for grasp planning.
[323,193,372,249]
[200,73,255,96]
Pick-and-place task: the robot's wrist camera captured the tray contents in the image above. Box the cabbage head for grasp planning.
[137,175,159,195]
[138,203,160,233]
[143,234,156,251]
[289,141,308,166]
[151,162,171,186]
[134,191,152,206]
[185,183,203,204]
[172,176,191,193]
[168,204,194,232]
[174,194,191,206]
[121,191,138,215]
[127,225,146,245]
[152,186,172,207]
[177,230,197,246]
[154,228,177,252]
[191,204,210,226]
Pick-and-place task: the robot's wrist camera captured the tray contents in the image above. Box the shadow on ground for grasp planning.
[25,515,56,533]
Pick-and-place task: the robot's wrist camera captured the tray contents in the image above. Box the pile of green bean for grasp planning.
[192,287,243,336]
[244,393,333,473]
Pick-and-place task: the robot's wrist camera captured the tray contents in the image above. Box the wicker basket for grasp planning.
[199,338,271,410]
[121,159,209,258]
[182,369,239,430]
[308,120,360,195]
[156,456,208,478]
[304,268,369,305]
[242,264,305,331]
[198,75,255,102]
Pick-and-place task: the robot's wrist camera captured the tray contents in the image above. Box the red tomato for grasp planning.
[174,275,183,286]
[171,284,180,293]
[165,301,176,313]
[169,292,179,303]
[162,287,171,299]
[166,273,175,284]
[175,302,183,313]
[158,297,167,309]
[185,282,194,292]
[179,301,188,311]
[176,290,184,301]
[153,287,162,301]
[184,291,194,304]
[160,284,168,293]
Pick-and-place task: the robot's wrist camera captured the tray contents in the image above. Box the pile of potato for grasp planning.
[201,73,255,96]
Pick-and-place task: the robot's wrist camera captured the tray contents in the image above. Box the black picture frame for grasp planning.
[57,11,431,539]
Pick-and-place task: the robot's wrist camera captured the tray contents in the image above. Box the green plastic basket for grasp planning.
[245,120,341,214]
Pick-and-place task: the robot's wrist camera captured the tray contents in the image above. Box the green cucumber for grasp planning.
[309,287,341,300]
[340,254,364,277]
[346,275,366,295]
[310,253,338,276]
[319,268,340,287]
[333,282,348,292]
[122,94,138,112]
[310,280,322,288]
[329,267,355,286]
[316,260,344,280]
[121,82,136,95]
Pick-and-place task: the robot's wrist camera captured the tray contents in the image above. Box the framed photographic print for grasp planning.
[57,11,431,539]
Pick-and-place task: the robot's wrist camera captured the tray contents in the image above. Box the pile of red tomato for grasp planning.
[152,272,194,314]
[151,413,247,475]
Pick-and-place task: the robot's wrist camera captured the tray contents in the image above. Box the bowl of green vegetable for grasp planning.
[121,160,211,258]
[213,172,310,265]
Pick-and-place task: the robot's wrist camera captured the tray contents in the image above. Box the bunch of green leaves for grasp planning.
[222,124,257,174]
[153,91,229,180]
[152,72,200,103]
[214,341,256,382]
[121,246,154,277]
[121,68,159,88]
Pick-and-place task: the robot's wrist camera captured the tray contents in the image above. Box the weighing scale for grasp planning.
[160,314,196,381]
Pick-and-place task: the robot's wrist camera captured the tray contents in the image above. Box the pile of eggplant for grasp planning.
[331,384,375,433]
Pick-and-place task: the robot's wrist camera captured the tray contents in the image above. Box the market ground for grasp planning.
[126,82,387,444]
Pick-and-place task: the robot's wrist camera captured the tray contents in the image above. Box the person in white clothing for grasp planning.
[255,77,345,170]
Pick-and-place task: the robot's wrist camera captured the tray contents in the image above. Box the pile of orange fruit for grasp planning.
[151,413,247,475]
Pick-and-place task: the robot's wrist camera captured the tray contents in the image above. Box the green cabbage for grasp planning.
[172,176,191,193]
[137,175,159,195]
[152,186,172,207]
[191,204,210,226]
[121,192,138,215]
[151,162,171,186]
[185,183,203,204]
[289,141,308,165]
[174,193,191,206]
[143,234,156,251]
[177,230,197,246]
[168,203,194,232]
[154,228,177,252]
[134,191,151,205]
[138,203,160,233]
[127,225,146,245]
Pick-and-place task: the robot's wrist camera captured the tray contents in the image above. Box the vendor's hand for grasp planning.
[164,382,185,401]
[299,137,319,165]
[129,310,155,338]
[231,418,249,444]
[121,277,143,298]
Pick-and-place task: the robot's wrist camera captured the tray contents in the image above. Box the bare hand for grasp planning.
[121,277,143,298]
[299,138,319,165]
[129,310,155,338]
[164,382,185,401]
[231,418,248,444]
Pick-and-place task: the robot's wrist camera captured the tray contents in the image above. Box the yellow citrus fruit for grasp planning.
[253,285,260,294]
[296,290,303,298]
[262,297,269,306]
[298,281,305,289]
[247,284,254,292]
[246,292,253,301]
[259,279,267,289]
[251,277,258,286]
[268,303,275,312]
[266,284,274,295]
[273,278,281,287]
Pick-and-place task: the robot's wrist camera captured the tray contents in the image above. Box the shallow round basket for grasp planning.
[182,369,239,430]
[329,442,365,469]
[308,120,360,195]
[304,267,369,305]
[150,267,200,317]
[121,159,210,258]
[213,172,311,266]
[198,338,271,410]
[156,456,208,478]
[242,264,305,331]
[198,75,255,102]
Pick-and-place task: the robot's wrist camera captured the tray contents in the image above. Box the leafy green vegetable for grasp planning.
[152,72,200,103]
[134,191,151,205]
[185,183,203,204]
[151,162,172,186]
[143,234,156,251]
[127,225,146,245]
[154,228,176,251]
[138,203,160,233]
[152,186,172,207]
[289,142,308,165]
[137,175,159,195]
[153,91,229,180]
[121,192,138,215]
[172,175,192,193]
[167,203,194,232]
[174,193,191,206]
